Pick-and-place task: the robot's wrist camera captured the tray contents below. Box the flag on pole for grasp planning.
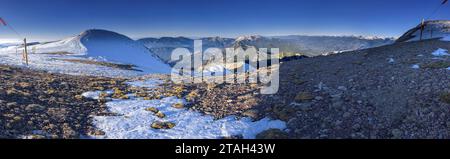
[0,17,7,26]
[443,0,448,5]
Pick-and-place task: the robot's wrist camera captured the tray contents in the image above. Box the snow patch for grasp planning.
[441,36,450,41]
[202,64,233,76]
[411,64,420,69]
[431,48,449,56]
[202,63,257,76]
[0,52,144,77]
[86,79,286,139]
[92,98,285,139]
[82,90,113,100]
[125,79,164,89]
[388,58,395,63]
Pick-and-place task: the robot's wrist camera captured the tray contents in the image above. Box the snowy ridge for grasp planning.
[78,29,171,73]
[0,29,171,75]
[0,36,87,55]
[35,36,87,55]
[397,20,450,42]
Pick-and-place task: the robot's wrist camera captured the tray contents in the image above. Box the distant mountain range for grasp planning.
[138,36,235,64]
[138,35,395,64]
[0,29,396,73]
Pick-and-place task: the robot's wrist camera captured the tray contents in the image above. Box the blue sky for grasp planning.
[0,0,449,42]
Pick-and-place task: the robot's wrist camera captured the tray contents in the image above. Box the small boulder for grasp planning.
[25,104,46,111]
[391,129,403,139]
[295,92,314,102]
[155,112,166,118]
[242,109,259,119]
[337,86,347,91]
[6,102,17,108]
[74,95,84,100]
[145,107,159,113]
[274,106,296,121]
[172,103,184,109]
[151,121,176,129]
[440,92,450,104]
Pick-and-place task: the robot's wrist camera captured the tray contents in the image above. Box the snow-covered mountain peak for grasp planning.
[236,35,264,42]
[0,29,171,74]
[79,29,133,41]
[75,29,171,73]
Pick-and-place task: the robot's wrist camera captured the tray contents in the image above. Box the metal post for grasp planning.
[420,19,425,41]
[430,28,433,38]
[23,38,28,66]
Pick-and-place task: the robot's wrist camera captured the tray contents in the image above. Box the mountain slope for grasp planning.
[78,29,171,73]
[397,20,450,43]
[257,39,450,138]
[0,29,171,74]
[138,37,194,64]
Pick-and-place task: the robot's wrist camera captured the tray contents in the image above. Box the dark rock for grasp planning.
[256,129,289,139]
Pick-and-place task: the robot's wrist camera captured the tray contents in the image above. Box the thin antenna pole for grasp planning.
[425,0,448,20]
[8,25,22,39]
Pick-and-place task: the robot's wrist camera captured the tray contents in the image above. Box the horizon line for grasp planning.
[0,29,399,44]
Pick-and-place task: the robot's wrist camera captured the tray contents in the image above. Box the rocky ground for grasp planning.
[130,74,263,120]
[0,65,128,138]
[0,64,265,139]
[2,39,450,139]
[257,39,450,139]
[168,39,450,139]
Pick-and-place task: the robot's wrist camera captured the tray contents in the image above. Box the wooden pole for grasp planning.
[23,38,28,66]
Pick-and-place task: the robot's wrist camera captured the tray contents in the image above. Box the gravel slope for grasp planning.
[0,65,127,138]
[258,39,450,139]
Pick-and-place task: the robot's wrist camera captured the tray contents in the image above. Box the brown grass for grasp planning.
[352,61,364,65]
[440,92,450,104]
[57,59,142,72]
[42,52,75,55]
[422,61,450,69]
